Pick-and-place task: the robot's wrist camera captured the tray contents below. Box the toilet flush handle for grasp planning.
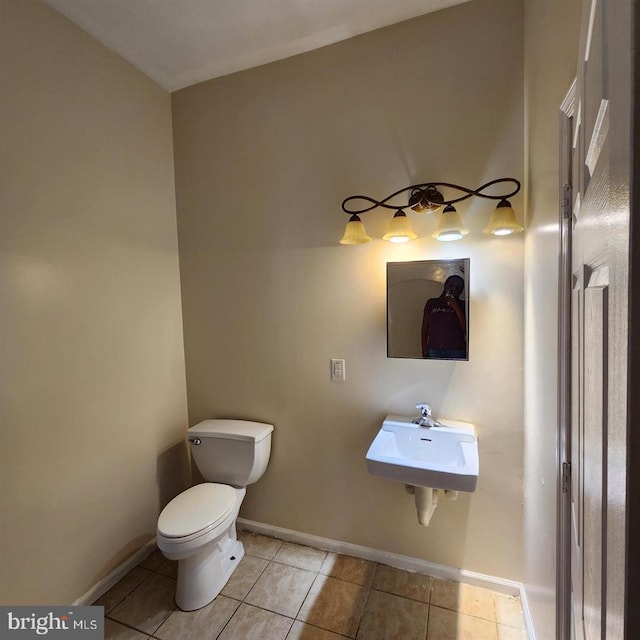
[188,437,201,446]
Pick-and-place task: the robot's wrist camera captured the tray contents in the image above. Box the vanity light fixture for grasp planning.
[339,178,522,245]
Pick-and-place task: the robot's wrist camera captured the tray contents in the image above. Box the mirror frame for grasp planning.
[387,258,469,360]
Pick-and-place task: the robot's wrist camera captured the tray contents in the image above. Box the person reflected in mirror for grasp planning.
[421,275,467,359]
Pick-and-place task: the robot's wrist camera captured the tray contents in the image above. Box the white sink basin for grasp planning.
[365,414,479,492]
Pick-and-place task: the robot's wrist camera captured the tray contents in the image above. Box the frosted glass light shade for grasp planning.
[432,205,469,242]
[339,215,371,245]
[382,211,418,243]
[483,201,524,235]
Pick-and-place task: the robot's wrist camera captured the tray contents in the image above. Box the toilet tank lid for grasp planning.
[189,419,274,442]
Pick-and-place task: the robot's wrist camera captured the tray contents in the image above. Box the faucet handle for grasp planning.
[415,403,432,418]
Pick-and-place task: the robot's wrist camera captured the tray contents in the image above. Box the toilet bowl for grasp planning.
[156,419,273,611]
[157,483,246,611]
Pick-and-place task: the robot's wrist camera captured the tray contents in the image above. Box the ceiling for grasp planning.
[44,0,471,92]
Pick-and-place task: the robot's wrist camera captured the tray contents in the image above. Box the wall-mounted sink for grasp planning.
[365,414,479,492]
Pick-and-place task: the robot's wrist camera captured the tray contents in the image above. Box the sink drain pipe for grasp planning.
[405,485,460,526]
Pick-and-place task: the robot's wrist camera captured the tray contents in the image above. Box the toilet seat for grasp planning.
[158,483,236,542]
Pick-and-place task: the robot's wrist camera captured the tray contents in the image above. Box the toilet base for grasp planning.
[175,527,245,611]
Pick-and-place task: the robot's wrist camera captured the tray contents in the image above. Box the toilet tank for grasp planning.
[188,419,274,487]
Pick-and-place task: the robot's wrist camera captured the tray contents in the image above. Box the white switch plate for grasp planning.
[331,359,346,382]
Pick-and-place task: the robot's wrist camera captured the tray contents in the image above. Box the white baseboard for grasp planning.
[519,586,536,640]
[238,518,521,595]
[238,518,533,637]
[73,537,157,606]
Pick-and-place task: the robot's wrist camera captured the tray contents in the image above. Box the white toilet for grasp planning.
[156,419,274,611]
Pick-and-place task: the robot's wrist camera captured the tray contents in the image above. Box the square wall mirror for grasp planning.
[387,258,469,360]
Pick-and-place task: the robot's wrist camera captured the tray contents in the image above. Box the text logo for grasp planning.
[0,607,103,640]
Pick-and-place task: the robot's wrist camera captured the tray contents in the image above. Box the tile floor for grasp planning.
[95,531,527,640]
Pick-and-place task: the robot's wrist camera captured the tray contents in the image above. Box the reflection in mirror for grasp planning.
[387,259,469,360]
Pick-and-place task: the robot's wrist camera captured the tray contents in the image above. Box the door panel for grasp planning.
[570,283,581,550]
[564,0,632,638]
[570,274,583,640]
[582,274,608,640]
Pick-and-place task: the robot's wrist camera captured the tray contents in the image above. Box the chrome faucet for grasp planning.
[414,403,440,428]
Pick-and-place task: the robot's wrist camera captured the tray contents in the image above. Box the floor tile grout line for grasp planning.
[241,556,319,621]
[368,585,432,607]
[235,600,295,620]
[290,562,321,621]
[107,571,178,637]
[236,553,271,601]
[100,566,159,615]
[357,582,433,640]
[491,589,498,627]
[351,563,376,640]
[241,558,309,617]
[424,598,431,640]
[288,618,352,639]
[215,599,297,639]
[212,598,247,640]
[269,557,324,575]
[428,602,503,625]
[105,614,158,637]
[149,601,180,639]
[273,541,329,566]
[246,551,379,589]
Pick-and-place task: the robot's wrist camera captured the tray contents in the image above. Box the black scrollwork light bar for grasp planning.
[339,178,522,245]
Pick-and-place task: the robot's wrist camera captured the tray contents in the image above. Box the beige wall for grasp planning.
[173,0,525,580]
[523,0,581,636]
[0,0,189,604]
